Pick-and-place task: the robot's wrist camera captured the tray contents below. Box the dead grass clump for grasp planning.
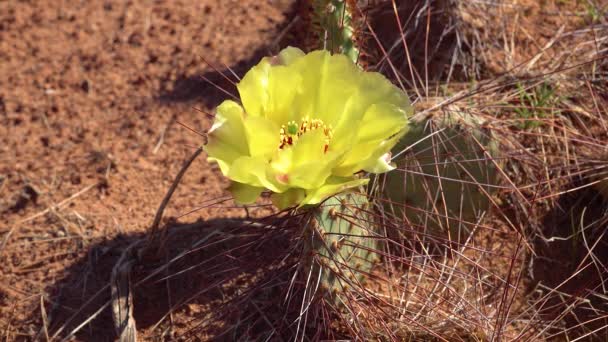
[456,0,606,78]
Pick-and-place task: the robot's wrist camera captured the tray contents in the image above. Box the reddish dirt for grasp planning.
[0,1,295,340]
[458,0,594,77]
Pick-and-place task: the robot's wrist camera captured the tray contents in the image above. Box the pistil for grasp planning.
[279,117,333,153]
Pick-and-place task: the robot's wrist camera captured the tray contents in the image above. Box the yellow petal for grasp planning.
[332,102,408,176]
[284,51,361,126]
[271,188,306,210]
[357,103,408,143]
[291,129,327,164]
[284,50,361,125]
[228,156,284,193]
[243,116,280,158]
[313,52,361,126]
[269,131,341,189]
[362,153,396,174]
[287,50,327,121]
[204,100,249,174]
[278,46,305,65]
[289,130,339,188]
[270,147,293,175]
[331,72,411,151]
[266,65,302,124]
[333,132,405,176]
[300,177,369,206]
[289,160,335,189]
[237,58,271,118]
[355,71,412,110]
[228,182,264,204]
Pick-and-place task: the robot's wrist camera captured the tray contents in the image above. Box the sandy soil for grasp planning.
[0,1,295,339]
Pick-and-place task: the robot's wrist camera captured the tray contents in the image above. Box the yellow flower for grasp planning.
[204,47,411,209]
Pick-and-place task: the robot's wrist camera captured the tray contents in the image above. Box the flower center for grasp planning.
[279,117,333,153]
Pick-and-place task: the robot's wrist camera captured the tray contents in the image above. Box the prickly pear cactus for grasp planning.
[294,0,380,304]
[302,192,378,300]
[312,0,360,62]
[382,111,500,242]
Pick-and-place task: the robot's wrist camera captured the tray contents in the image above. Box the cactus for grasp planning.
[292,0,381,304]
[301,192,379,301]
[312,0,360,62]
[381,111,500,242]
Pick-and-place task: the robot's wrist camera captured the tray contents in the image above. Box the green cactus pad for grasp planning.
[302,192,379,301]
[381,112,501,242]
[312,0,360,62]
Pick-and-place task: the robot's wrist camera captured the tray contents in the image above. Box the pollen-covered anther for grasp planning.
[278,117,333,153]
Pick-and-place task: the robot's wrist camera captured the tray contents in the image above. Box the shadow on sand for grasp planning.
[532,183,608,340]
[154,0,468,112]
[42,216,315,340]
[43,6,310,338]
[155,44,272,110]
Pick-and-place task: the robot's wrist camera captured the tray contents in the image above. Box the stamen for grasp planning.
[287,121,298,135]
[278,117,333,153]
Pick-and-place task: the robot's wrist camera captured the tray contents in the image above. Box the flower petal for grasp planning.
[228,182,264,204]
[362,153,396,174]
[204,100,249,174]
[331,72,411,151]
[237,58,271,118]
[289,160,336,189]
[300,177,369,206]
[278,46,305,65]
[331,102,408,176]
[291,129,327,164]
[270,147,293,175]
[333,131,405,177]
[228,156,284,193]
[266,65,302,124]
[269,130,340,189]
[289,130,340,188]
[287,50,327,121]
[243,116,280,158]
[357,103,408,143]
[361,133,405,174]
[313,52,361,126]
[281,50,361,125]
[271,188,306,210]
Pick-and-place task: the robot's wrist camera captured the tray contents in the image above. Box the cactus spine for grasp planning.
[298,0,377,303]
[313,0,360,62]
[382,111,500,242]
[301,192,378,300]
